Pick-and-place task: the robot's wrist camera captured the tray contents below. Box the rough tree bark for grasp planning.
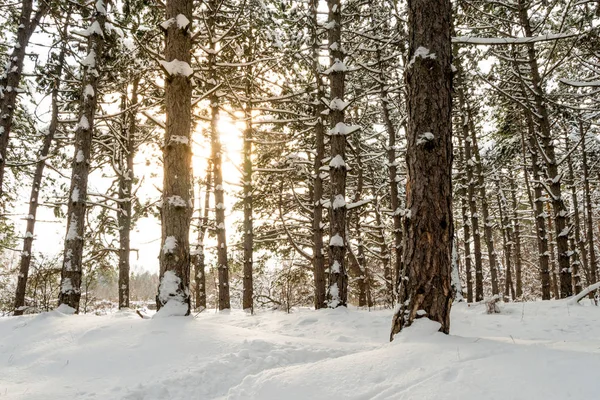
[326,0,350,308]
[309,0,326,309]
[391,0,453,337]
[156,0,193,315]
[58,1,107,312]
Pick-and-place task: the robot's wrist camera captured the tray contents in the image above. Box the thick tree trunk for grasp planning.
[58,2,107,312]
[0,0,48,194]
[391,0,453,337]
[310,0,326,310]
[13,18,68,315]
[118,78,139,309]
[156,0,193,315]
[326,0,349,308]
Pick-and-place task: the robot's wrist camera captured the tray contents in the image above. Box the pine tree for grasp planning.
[391,0,454,337]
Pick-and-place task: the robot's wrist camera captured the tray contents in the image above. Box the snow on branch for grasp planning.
[567,281,600,305]
[560,79,600,87]
[453,32,577,45]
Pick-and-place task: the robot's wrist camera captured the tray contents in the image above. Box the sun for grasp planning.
[191,113,245,187]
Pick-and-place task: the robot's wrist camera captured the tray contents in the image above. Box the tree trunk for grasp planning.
[309,0,326,310]
[517,0,571,297]
[118,78,139,309]
[156,0,193,315]
[206,0,230,310]
[326,0,348,308]
[496,176,515,301]
[464,117,483,301]
[521,112,551,299]
[58,2,107,312]
[458,136,473,303]
[391,0,453,337]
[508,169,523,298]
[468,111,499,296]
[546,203,560,299]
[0,0,48,194]
[242,29,254,312]
[193,165,210,311]
[13,15,68,315]
[581,121,598,293]
[564,128,583,295]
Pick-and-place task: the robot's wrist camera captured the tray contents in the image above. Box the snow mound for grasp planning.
[0,301,598,399]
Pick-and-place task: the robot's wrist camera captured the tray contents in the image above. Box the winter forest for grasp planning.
[1,0,600,399]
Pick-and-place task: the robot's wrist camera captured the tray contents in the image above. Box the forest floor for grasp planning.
[1,299,599,399]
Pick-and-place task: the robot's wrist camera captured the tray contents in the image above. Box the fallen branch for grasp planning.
[567,282,600,305]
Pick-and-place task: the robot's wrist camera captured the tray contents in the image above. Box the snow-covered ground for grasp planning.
[1,300,599,399]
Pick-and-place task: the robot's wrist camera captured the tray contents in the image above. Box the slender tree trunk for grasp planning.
[348,137,368,306]
[0,0,48,194]
[58,2,108,312]
[13,16,69,315]
[455,65,475,302]
[118,78,139,309]
[546,203,560,299]
[564,128,583,294]
[193,165,211,311]
[205,0,230,310]
[508,169,523,298]
[517,0,571,297]
[326,0,349,308]
[522,113,551,299]
[581,121,598,292]
[496,176,515,301]
[242,32,254,312]
[310,0,326,310]
[156,0,193,315]
[391,0,453,337]
[374,199,393,307]
[464,117,483,301]
[468,112,499,296]
[458,136,473,302]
